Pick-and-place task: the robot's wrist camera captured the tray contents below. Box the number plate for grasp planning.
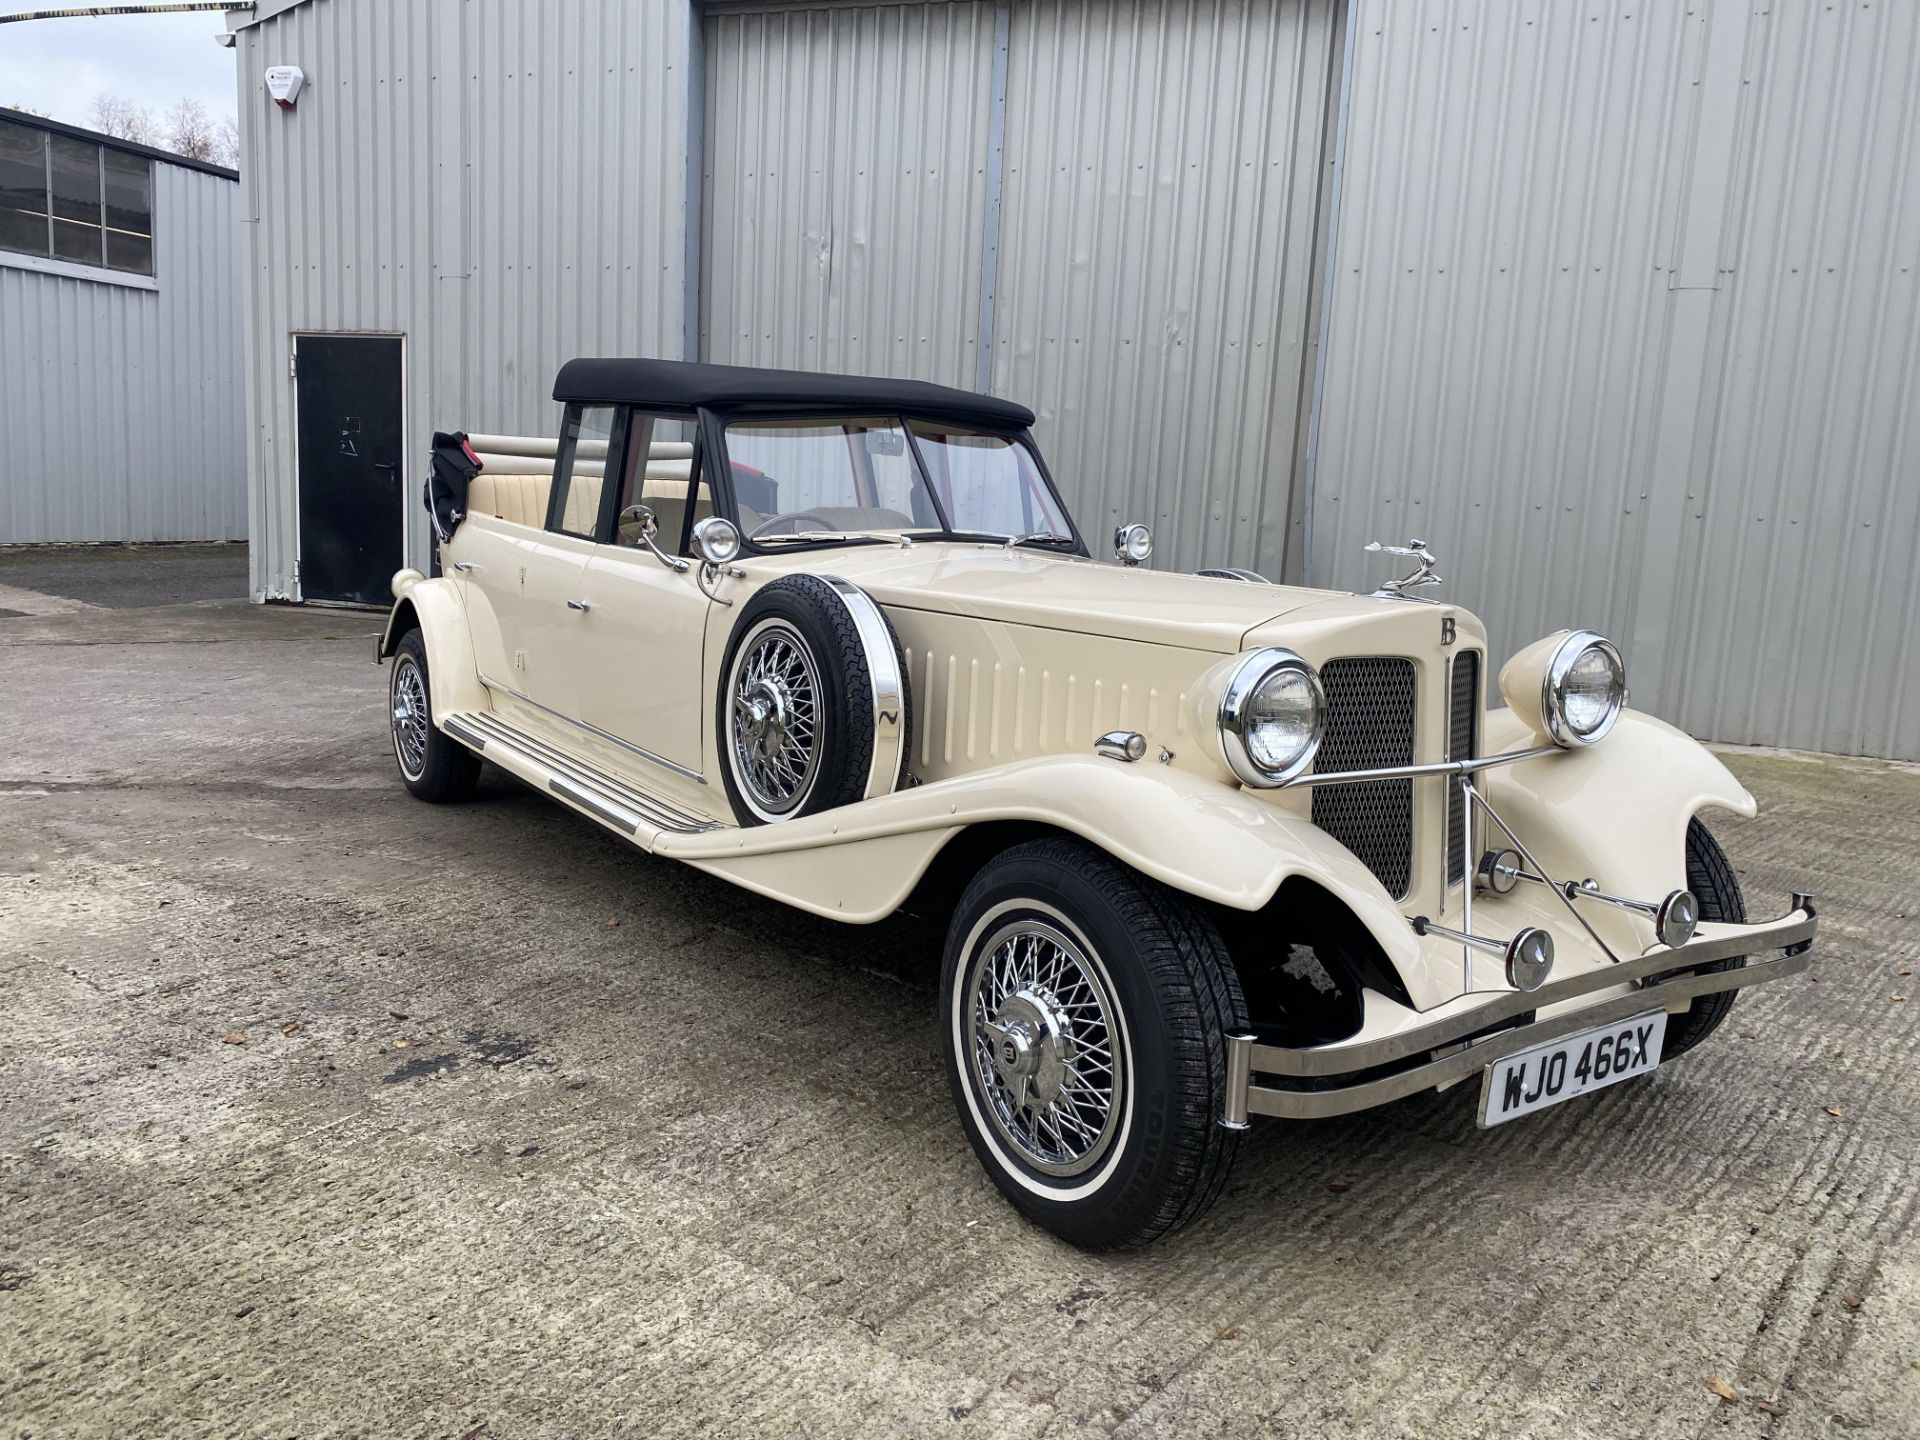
[1478,1011,1667,1128]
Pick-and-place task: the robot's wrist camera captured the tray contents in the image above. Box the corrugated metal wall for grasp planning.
[0,162,243,542]
[992,0,1340,573]
[701,0,1341,574]
[701,1,998,387]
[1311,0,1920,759]
[235,0,696,600]
[1666,0,1920,760]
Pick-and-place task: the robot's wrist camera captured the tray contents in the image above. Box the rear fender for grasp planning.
[656,754,1422,973]
[380,572,486,719]
[1479,707,1755,902]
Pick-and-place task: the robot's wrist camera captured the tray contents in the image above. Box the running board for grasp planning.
[441,710,723,842]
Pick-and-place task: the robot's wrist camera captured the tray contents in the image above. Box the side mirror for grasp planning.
[618,502,658,545]
[618,503,690,574]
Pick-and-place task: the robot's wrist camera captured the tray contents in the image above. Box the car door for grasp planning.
[571,413,713,781]
[465,404,616,725]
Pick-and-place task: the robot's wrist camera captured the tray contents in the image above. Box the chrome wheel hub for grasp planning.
[390,657,429,779]
[966,920,1123,1178]
[729,623,821,815]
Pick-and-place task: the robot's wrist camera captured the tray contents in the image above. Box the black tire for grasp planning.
[941,838,1248,1249]
[389,629,481,803]
[715,575,911,826]
[1660,818,1748,1062]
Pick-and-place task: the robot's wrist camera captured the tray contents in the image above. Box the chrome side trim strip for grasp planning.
[478,672,705,784]
[442,715,488,751]
[819,575,906,802]
[1282,744,1559,788]
[548,776,640,836]
[453,709,720,835]
[1248,900,1815,1078]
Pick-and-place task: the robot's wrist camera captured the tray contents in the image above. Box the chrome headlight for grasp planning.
[1541,631,1626,746]
[1218,648,1325,787]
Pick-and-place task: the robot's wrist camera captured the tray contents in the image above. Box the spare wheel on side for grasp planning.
[716,574,911,825]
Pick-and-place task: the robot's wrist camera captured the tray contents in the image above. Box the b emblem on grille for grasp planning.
[1441,615,1457,646]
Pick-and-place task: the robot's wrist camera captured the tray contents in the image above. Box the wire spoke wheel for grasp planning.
[390,654,430,780]
[964,918,1125,1178]
[728,620,823,817]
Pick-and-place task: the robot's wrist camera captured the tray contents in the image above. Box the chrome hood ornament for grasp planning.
[1364,537,1443,600]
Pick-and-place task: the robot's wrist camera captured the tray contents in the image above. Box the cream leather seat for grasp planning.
[466,473,551,528]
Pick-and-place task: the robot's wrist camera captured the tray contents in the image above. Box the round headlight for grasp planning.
[1542,631,1626,747]
[1219,649,1325,787]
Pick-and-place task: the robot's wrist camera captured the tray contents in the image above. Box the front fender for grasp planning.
[380,572,486,720]
[1480,706,1755,902]
[657,755,1422,976]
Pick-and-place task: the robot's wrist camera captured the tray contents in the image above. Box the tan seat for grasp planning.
[466,473,551,528]
[624,461,712,550]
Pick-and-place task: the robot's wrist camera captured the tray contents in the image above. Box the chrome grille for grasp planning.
[1312,658,1417,898]
[1446,651,1481,884]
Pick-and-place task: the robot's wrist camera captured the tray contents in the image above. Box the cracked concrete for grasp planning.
[0,552,1916,1439]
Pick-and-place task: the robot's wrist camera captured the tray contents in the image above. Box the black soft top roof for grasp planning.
[552,358,1034,430]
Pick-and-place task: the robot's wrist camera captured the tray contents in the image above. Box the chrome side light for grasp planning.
[1217,648,1325,788]
[693,515,742,566]
[1504,927,1555,991]
[1114,523,1154,566]
[1655,889,1700,948]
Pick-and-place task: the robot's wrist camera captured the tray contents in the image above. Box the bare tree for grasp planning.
[88,94,159,146]
[7,102,52,119]
[162,98,218,161]
[81,93,239,167]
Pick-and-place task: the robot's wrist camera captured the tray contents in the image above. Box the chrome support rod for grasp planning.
[1458,772,1474,992]
[1282,744,1558,788]
[1221,1033,1256,1130]
[1412,915,1511,958]
[1489,862,1664,922]
[1464,785,1621,963]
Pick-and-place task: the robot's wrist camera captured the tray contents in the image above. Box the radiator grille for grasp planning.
[1312,658,1417,898]
[1446,652,1481,884]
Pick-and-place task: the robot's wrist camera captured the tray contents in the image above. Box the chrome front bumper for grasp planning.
[1223,894,1817,1123]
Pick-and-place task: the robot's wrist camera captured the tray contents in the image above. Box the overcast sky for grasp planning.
[0,9,238,130]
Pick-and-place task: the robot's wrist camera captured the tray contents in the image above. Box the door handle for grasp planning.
[452,561,479,573]
[566,599,591,612]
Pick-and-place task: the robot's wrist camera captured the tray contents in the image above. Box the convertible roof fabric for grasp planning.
[552,358,1034,430]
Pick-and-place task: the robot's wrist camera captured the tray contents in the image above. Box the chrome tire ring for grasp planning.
[951,898,1136,1199]
[963,915,1127,1178]
[390,651,431,782]
[726,617,824,821]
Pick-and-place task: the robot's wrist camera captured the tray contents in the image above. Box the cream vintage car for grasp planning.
[378,359,1817,1249]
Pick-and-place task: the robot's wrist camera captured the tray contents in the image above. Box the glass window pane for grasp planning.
[725,418,935,538]
[51,214,102,265]
[0,120,48,256]
[615,415,698,551]
[102,150,150,238]
[106,229,152,274]
[48,134,101,224]
[909,424,1067,538]
[553,405,618,537]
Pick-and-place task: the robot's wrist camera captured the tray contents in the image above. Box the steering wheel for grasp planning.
[748,512,834,541]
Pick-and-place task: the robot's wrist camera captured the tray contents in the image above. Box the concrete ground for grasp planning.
[1,549,1915,1440]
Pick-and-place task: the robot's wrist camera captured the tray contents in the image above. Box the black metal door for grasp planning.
[296,335,404,605]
